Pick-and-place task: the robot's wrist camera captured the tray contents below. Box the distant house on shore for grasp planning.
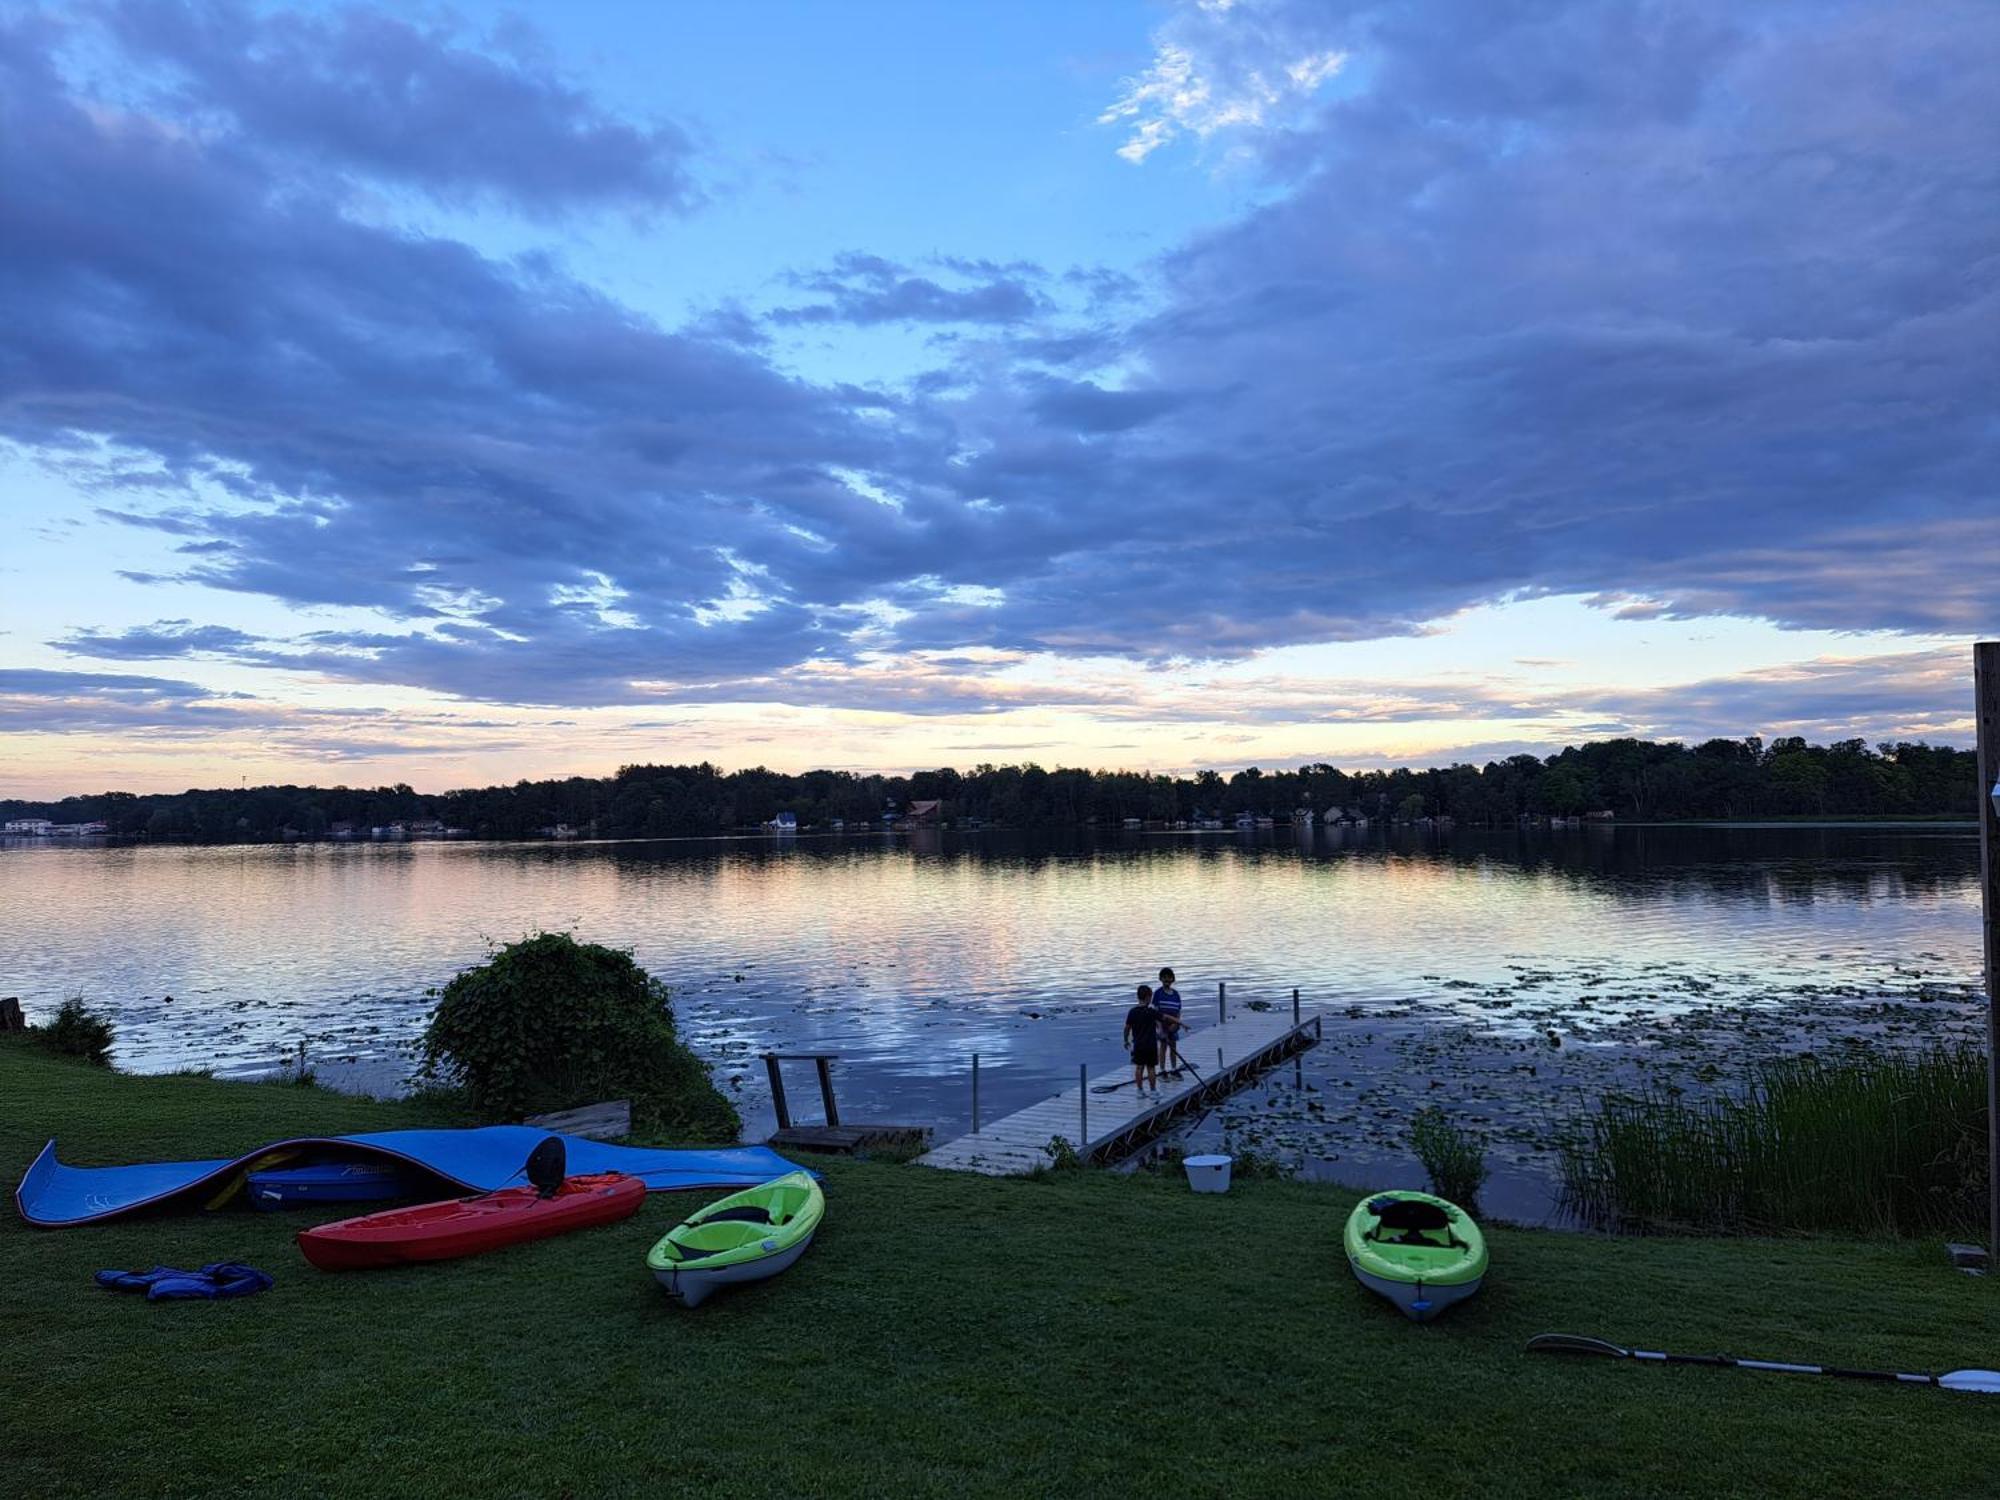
[4,819,53,835]
[763,811,798,832]
[906,799,941,826]
[539,823,580,839]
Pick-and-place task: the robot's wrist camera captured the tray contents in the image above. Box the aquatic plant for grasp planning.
[1042,1135,1083,1171]
[277,1039,317,1088]
[1410,1107,1490,1207]
[36,996,113,1066]
[1557,1045,1988,1237]
[416,932,740,1141]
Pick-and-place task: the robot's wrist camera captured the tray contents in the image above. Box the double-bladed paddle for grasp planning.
[1527,1332,2000,1394]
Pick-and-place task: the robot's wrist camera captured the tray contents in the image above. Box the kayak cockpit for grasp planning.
[1359,1195,1472,1252]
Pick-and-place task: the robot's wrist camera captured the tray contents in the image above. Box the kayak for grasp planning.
[249,1162,408,1211]
[646,1170,823,1307]
[1344,1189,1487,1322]
[299,1172,643,1271]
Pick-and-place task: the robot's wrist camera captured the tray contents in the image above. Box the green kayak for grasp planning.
[1344,1189,1487,1322]
[646,1170,823,1307]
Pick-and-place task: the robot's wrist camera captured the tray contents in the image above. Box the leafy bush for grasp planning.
[417,933,740,1141]
[1410,1106,1489,1207]
[1042,1135,1083,1171]
[37,996,114,1066]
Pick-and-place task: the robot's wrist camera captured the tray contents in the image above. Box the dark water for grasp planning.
[2,823,1984,1219]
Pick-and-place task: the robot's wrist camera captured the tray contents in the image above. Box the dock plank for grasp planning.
[917,1011,1320,1175]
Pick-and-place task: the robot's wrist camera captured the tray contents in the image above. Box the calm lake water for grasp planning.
[3,824,1985,1219]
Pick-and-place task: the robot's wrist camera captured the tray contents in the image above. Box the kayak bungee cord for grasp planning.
[1527,1333,2000,1394]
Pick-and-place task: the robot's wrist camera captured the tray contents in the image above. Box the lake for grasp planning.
[2,823,1985,1220]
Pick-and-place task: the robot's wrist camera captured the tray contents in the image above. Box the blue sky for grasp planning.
[0,0,1993,796]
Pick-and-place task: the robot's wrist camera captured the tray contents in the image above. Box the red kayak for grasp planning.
[298,1172,644,1271]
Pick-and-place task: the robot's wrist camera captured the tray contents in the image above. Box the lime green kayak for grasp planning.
[1344,1189,1487,1322]
[646,1170,823,1307]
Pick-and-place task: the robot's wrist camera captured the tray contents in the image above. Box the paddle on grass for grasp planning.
[1527,1333,2000,1394]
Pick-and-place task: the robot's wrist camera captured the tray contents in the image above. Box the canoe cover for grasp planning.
[15,1127,807,1228]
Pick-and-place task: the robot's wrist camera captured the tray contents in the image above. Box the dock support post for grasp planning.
[1293,987,1301,1026]
[1080,1064,1088,1153]
[1219,980,1227,1024]
[1976,640,2000,1259]
[763,1053,791,1132]
[972,1053,981,1134]
[815,1056,840,1127]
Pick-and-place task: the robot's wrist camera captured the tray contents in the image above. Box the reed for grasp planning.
[1558,1045,1989,1237]
[1410,1105,1490,1207]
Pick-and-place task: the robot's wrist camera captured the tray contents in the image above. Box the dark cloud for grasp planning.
[0,10,969,704]
[923,0,2000,655]
[4,0,1996,731]
[1590,649,1974,744]
[52,619,265,660]
[0,666,243,732]
[98,0,699,215]
[772,253,1051,326]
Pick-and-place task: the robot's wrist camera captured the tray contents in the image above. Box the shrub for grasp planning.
[416,932,740,1141]
[37,996,114,1066]
[1410,1106,1489,1207]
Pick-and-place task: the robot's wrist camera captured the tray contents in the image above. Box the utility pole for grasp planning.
[1975,642,2000,1258]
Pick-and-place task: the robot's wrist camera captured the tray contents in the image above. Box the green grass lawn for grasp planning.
[4,1039,1995,1499]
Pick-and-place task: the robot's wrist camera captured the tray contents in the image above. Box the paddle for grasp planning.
[1090,1053,1208,1094]
[1527,1333,2000,1395]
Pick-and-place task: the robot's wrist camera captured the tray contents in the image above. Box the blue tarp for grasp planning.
[15,1126,808,1228]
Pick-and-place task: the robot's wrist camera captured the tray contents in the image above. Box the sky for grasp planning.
[0,0,1994,798]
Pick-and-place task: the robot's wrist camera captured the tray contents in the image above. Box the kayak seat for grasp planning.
[701,1207,774,1226]
[1370,1198,1452,1232]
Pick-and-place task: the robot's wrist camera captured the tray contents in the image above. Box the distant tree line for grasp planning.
[1,737,1976,844]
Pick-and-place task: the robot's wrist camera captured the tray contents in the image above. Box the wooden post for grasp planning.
[1079,1063,1089,1151]
[815,1056,840,1127]
[972,1053,981,1134]
[1292,986,1301,1026]
[763,1053,791,1132]
[1976,641,2000,1257]
[1219,979,1227,1024]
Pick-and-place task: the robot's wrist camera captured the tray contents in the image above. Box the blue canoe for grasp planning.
[16,1126,810,1228]
[247,1162,410,1211]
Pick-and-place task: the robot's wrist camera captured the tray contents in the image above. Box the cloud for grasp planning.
[1099,2,1347,162]
[933,0,2000,658]
[3,0,1996,752]
[0,666,244,732]
[54,619,265,661]
[1590,648,1975,745]
[95,0,699,215]
[772,253,1051,326]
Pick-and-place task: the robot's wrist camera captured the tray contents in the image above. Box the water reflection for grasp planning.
[0,824,1981,1168]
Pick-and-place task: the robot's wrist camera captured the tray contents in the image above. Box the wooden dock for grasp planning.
[762,1051,930,1156]
[916,1009,1322,1176]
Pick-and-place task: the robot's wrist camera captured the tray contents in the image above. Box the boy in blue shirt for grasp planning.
[1154,966,1184,1074]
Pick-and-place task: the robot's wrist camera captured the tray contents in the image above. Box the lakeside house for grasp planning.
[763,811,798,832]
[3,819,106,836]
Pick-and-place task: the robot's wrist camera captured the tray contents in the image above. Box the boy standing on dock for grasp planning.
[1154,967,1184,1074]
[1124,984,1161,1095]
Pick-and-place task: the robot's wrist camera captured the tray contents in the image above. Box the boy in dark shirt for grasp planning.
[1124,983,1160,1094]
[1154,966,1184,1074]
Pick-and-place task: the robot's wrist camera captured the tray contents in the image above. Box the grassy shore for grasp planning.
[4,1039,1996,1499]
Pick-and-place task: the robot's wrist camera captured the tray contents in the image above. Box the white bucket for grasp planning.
[1183,1154,1233,1193]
